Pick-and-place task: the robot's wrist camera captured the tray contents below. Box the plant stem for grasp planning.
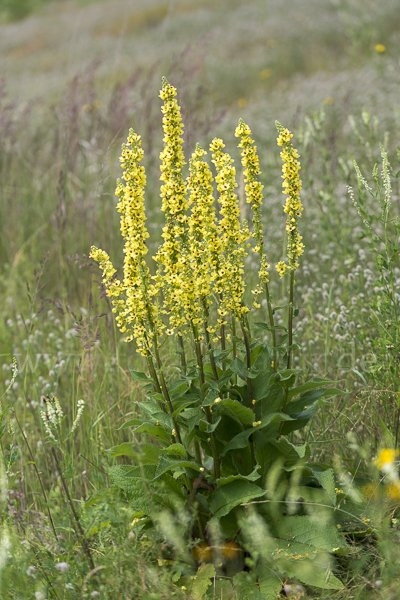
[283,269,295,413]
[12,409,57,541]
[152,336,183,445]
[51,447,95,570]
[202,307,219,380]
[191,322,220,479]
[264,282,277,371]
[240,316,253,407]
[286,270,294,370]
[178,334,187,375]
[232,316,237,385]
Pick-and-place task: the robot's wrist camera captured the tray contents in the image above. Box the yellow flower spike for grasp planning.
[275,122,304,277]
[210,137,250,322]
[154,77,190,333]
[91,129,162,356]
[186,143,220,327]
[235,118,270,305]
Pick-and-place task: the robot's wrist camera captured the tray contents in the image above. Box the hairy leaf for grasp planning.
[209,480,265,518]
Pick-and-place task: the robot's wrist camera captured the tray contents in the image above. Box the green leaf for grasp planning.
[118,419,142,430]
[220,413,293,457]
[130,369,152,382]
[217,465,261,486]
[106,443,136,459]
[282,557,343,590]
[154,454,201,479]
[132,422,171,443]
[108,465,154,513]
[230,357,260,380]
[312,468,337,506]
[199,416,221,433]
[270,438,310,470]
[287,379,337,401]
[232,572,260,600]
[220,399,255,427]
[159,443,186,458]
[190,563,216,600]
[269,369,299,388]
[139,402,173,429]
[209,480,265,519]
[273,515,349,553]
[251,348,275,400]
[257,564,282,600]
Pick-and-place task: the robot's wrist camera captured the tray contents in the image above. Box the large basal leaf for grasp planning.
[311,467,337,506]
[281,557,343,590]
[272,515,349,553]
[209,480,265,519]
[190,563,216,600]
[154,454,201,479]
[257,564,282,600]
[108,465,155,513]
[232,571,261,600]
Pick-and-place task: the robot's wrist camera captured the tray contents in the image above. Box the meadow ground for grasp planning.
[2,0,400,598]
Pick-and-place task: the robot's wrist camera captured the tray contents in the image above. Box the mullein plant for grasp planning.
[91,79,351,596]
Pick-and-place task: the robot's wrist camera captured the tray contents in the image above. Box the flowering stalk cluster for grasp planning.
[91,130,163,355]
[154,78,190,334]
[210,137,250,324]
[187,143,220,332]
[275,121,304,278]
[235,119,269,308]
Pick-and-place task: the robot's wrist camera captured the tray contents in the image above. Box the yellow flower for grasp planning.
[235,118,270,304]
[187,143,220,328]
[275,122,304,276]
[375,44,386,53]
[375,448,398,470]
[211,137,250,321]
[91,129,163,355]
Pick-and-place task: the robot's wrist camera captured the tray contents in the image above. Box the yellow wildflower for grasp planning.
[91,130,162,355]
[375,44,385,53]
[376,448,398,470]
[154,77,189,333]
[235,118,270,306]
[275,122,304,277]
[187,143,220,327]
[210,137,250,321]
